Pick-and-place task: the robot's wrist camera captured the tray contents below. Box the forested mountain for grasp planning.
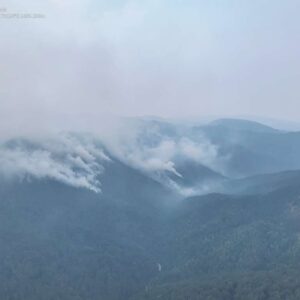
[1,118,300,299]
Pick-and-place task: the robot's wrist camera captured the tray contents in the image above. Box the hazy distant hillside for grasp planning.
[220,170,300,195]
[190,119,300,177]
[209,118,280,133]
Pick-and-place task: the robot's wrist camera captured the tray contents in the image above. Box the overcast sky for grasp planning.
[1,0,300,134]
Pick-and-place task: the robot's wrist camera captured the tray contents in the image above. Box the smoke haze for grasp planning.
[1,0,300,137]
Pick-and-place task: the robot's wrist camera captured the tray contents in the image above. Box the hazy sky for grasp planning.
[1,0,300,133]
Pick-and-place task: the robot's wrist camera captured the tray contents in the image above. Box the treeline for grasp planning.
[133,270,300,300]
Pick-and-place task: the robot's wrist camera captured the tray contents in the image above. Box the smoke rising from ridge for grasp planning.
[0,119,223,195]
[0,134,110,193]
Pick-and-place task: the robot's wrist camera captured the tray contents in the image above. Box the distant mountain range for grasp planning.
[1,118,300,299]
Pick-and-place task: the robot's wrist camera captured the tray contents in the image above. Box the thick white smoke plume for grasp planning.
[0,119,223,195]
[0,134,110,193]
[100,119,223,194]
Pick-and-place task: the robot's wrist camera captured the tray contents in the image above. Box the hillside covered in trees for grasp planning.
[1,119,300,299]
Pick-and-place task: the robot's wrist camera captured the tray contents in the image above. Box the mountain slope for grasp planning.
[221,170,300,195]
[0,160,173,300]
[2,175,300,299]
[1,119,300,299]
[134,186,300,299]
[192,120,300,177]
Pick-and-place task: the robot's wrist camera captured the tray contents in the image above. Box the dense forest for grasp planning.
[1,119,300,299]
